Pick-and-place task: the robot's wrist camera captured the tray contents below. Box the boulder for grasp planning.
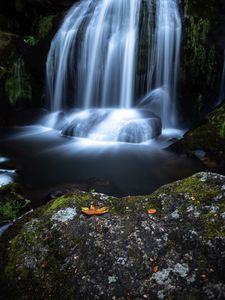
[0,172,225,299]
[170,103,225,169]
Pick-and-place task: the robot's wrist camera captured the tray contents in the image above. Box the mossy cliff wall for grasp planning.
[0,1,77,111]
[180,0,225,124]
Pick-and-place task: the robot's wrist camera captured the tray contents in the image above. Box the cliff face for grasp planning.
[180,0,225,124]
[0,0,224,122]
[0,0,77,113]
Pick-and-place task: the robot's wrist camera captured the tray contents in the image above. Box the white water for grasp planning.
[46,0,182,143]
[61,109,162,143]
[153,0,181,126]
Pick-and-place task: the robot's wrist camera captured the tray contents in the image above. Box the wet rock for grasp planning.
[170,104,225,169]
[48,190,65,200]
[62,109,162,143]
[0,172,225,299]
[117,117,162,143]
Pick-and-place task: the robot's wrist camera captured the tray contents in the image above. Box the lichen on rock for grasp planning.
[0,172,225,299]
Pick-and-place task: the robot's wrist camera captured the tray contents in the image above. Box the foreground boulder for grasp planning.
[0,172,225,299]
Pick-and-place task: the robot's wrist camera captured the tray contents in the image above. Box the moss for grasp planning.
[44,196,74,214]
[202,214,225,239]
[150,175,221,206]
[171,176,220,205]
[0,32,17,61]
[181,0,219,115]
[44,191,152,217]
[0,199,30,221]
[4,221,63,296]
[183,13,217,91]
[44,191,95,215]
[0,33,10,50]
[198,254,210,271]
[5,58,32,106]
[0,66,7,79]
[172,104,225,163]
[184,16,211,76]
[37,15,54,40]
[177,204,187,215]
[24,15,55,47]
[24,35,39,46]
[0,183,30,223]
[1,173,224,299]
[148,173,225,240]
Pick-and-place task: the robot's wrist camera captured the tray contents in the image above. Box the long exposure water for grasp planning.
[0,126,204,199]
[0,0,203,202]
[46,0,182,140]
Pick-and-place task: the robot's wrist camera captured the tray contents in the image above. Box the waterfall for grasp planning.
[154,0,181,126]
[47,0,141,111]
[46,0,182,143]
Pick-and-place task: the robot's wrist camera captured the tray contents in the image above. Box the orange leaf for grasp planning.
[81,205,109,216]
[153,266,158,273]
[147,208,157,214]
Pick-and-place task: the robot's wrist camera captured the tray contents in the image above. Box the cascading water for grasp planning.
[46,0,182,143]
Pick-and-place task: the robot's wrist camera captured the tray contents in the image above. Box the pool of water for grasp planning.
[0,125,205,199]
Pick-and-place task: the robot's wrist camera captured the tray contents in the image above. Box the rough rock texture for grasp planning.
[170,103,225,169]
[0,172,225,299]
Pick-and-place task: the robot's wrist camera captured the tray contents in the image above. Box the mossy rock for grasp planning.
[0,172,225,299]
[170,103,225,167]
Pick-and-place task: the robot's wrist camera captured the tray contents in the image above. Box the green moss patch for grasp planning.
[5,58,32,106]
[150,174,221,206]
[0,183,30,222]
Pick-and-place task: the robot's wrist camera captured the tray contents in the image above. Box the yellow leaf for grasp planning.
[81,205,109,216]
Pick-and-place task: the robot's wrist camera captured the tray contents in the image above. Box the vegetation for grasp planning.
[0,183,30,222]
[5,58,32,106]
[24,15,55,47]
[0,199,30,221]
[181,0,219,116]
[24,35,38,46]
[172,103,225,167]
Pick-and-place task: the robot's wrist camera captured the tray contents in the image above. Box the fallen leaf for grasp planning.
[153,266,158,273]
[150,257,154,262]
[147,208,157,214]
[81,205,109,216]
